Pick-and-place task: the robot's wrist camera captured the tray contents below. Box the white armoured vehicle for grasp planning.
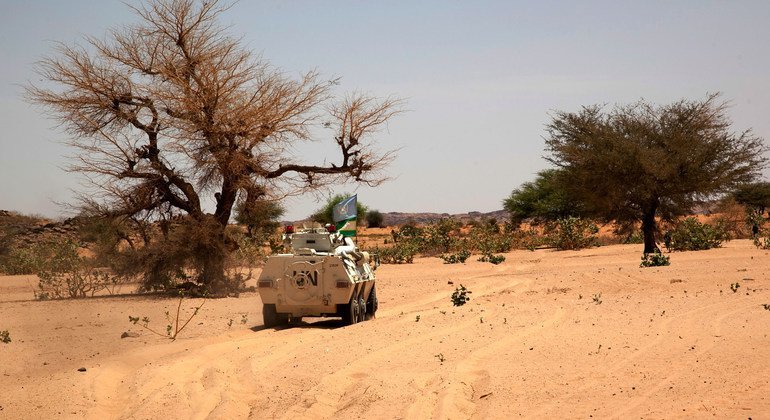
[257,225,379,327]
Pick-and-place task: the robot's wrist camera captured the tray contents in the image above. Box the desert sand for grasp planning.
[1,240,769,419]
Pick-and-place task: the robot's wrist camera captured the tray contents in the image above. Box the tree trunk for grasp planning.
[197,216,231,296]
[641,207,659,254]
[201,250,227,295]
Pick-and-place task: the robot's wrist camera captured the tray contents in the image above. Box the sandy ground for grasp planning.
[1,240,769,419]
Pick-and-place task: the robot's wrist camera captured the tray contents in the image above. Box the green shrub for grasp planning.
[0,330,10,344]
[478,253,506,265]
[451,285,471,306]
[386,219,462,257]
[36,239,125,299]
[471,221,512,255]
[640,251,670,267]
[546,217,598,250]
[422,218,462,255]
[668,217,726,251]
[0,245,44,275]
[373,242,418,264]
[440,249,470,264]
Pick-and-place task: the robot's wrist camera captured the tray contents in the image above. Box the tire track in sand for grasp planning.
[86,264,530,419]
[406,305,570,419]
[277,268,533,419]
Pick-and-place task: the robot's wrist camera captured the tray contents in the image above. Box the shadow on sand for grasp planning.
[250,318,347,332]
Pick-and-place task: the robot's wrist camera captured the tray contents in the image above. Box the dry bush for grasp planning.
[713,198,753,239]
[35,239,129,299]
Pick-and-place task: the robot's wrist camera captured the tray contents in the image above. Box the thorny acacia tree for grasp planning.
[733,182,770,216]
[28,0,401,293]
[545,94,766,254]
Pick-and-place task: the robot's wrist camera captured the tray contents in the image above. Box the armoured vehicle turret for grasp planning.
[257,224,379,327]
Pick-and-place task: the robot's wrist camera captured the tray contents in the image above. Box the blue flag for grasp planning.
[333,195,357,237]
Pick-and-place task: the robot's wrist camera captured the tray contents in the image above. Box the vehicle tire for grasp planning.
[358,297,367,322]
[342,298,358,325]
[351,299,360,325]
[263,303,279,328]
[365,285,378,320]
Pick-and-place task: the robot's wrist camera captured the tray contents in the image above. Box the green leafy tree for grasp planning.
[545,94,765,254]
[366,210,385,228]
[310,194,368,225]
[234,199,285,238]
[503,168,585,226]
[734,182,770,215]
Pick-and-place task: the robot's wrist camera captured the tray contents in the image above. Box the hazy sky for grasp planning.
[2,1,770,220]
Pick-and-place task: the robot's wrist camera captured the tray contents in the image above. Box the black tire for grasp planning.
[358,297,367,322]
[263,303,278,328]
[365,285,378,320]
[341,298,359,325]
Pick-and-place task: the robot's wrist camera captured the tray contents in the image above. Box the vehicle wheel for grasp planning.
[351,299,360,325]
[358,297,367,322]
[342,298,358,325]
[365,285,378,320]
[263,303,278,328]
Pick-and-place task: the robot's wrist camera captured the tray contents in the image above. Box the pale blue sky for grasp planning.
[2,1,769,220]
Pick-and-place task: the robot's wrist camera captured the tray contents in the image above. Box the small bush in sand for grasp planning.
[227,314,248,328]
[440,250,470,264]
[640,251,670,267]
[478,253,505,265]
[451,285,472,306]
[129,293,205,340]
[730,282,740,293]
[592,293,602,305]
[0,330,10,344]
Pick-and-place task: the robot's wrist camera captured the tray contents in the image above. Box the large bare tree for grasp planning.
[28,0,401,292]
[545,94,766,254]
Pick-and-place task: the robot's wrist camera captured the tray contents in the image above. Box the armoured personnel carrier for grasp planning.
[257,224,379,327]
